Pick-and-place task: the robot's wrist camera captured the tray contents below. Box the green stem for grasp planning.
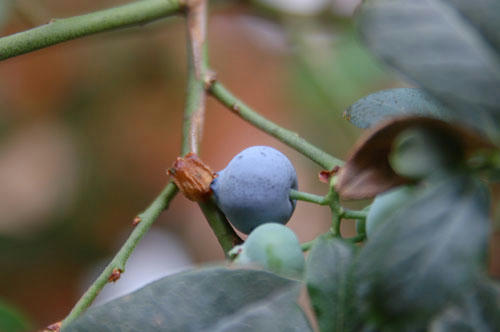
[289,189,327,205]
[181,0,207,156]
[301,239,316,252]
[345,234,366,243]
[330,208,342,237]
[0,0,184,61]
[199,198,243,255]
[326,180,342,237]
[342,208,367,220]
[61,182,179,328]
[208,81,343,170]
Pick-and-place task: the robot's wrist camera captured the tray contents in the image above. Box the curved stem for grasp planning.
[301,239,316,252]
[208,81,344,170]
[61,182,179,328]
[289,189,327,205]
[0,0,184,61]
[199,198,243,255]
[345,234,366,243]
[342,208,367,220]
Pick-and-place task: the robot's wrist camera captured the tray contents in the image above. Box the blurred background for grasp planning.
[0,0,498,330]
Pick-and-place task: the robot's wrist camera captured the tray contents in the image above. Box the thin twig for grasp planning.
[182,0,207,155]
[289,189,327,205]
[182,0,242,253]
[342,208,368,220]
[199,198,243,254]
[61,182,179,328]
[208,81,344,170]
[0,0,184,61]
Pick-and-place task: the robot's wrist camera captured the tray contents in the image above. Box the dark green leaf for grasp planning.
[344,88,452,129]
[356,175,490,330]
[357,0,500,139]
[430,278,500,332]
[64,267,312,332]
[0,298,32,332]
[306,237,361,332]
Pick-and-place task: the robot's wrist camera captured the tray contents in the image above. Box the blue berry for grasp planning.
[211,146,298,234]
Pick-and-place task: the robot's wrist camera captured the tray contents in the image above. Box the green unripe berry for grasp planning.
[366,185,415,236]
[389,126,463,180]
[231,223,305,278]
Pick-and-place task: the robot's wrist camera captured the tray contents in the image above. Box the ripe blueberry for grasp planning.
[211,146,298,234]
[231,223,305,278]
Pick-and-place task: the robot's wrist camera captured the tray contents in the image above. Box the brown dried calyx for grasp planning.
[167,153,216,201]
[334,116,492,200]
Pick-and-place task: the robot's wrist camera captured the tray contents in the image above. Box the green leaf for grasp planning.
[356,0,500,139]
[356,175,490,330]
[344,88,452,129]
[0,298,32,332]
[64,267,312,332]
[305,237,361,332]
[430,278,500,331]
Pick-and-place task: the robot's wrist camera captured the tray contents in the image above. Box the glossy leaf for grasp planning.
[305,237,361,332]
[430,278,500,332]
[64,267,312,332]
[356,175,490,329]
[357,0,500,139]
[344,88,452,129]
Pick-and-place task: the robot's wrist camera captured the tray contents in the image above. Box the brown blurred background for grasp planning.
[0,0,498,330]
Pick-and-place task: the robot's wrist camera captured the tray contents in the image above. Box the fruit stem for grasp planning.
[345,234,366,243]
[289,189,328,205]
[342,208,367,220]
[199,198,243,256]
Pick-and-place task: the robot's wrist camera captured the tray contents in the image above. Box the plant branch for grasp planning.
[182,0,208,155]
[345,234,366,243]
[199,197,243,255]
[289,189,327,205]
[181,0,242,254]
[61,182,179,328]
[208,81,344,170]
[342,208,367,220]
[0,0,184,61]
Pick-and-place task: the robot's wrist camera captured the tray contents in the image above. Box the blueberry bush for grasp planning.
[1,0,499,331]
